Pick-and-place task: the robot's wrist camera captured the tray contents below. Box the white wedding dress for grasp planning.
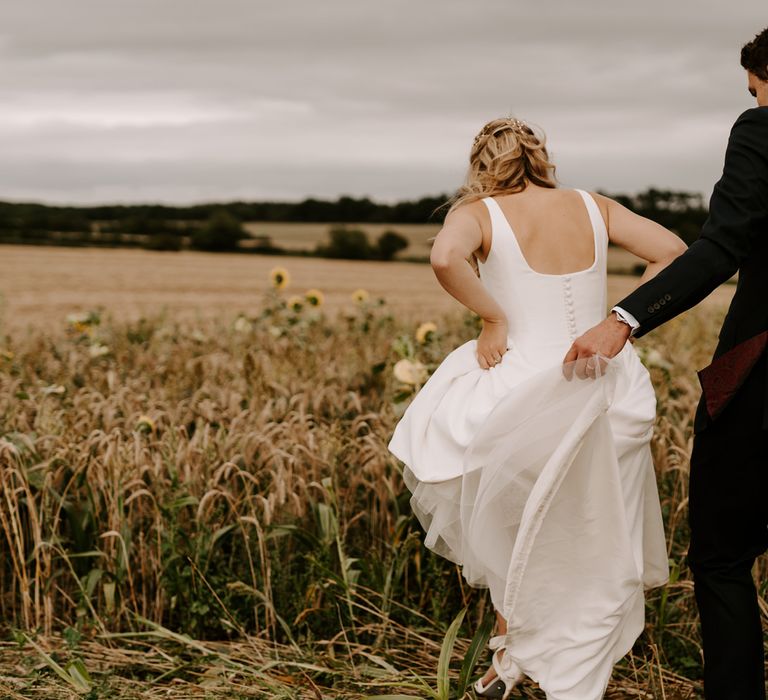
[387,190,669,700]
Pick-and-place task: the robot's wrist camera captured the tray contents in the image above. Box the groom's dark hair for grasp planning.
[741,27,768,81]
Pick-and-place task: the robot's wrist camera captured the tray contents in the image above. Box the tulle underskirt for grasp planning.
[389,346,669,699]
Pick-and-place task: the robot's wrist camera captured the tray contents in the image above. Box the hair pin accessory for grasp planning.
[473,117,528,148]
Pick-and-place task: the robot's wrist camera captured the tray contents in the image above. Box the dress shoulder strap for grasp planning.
[574,190,609,275]
[479,196,529,270]
[573,189,609,249]
[480,196,506,229]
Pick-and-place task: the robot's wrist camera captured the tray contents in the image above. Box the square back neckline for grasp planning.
[479,189,601,278]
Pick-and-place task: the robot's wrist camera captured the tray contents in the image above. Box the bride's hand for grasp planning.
[477,317,509,369]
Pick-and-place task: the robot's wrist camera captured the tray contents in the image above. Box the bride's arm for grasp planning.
[430,204,506,322]
[430,203,509,369]
[591,192,688,287]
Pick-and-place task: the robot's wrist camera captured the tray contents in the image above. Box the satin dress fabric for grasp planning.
[387,190,669,700]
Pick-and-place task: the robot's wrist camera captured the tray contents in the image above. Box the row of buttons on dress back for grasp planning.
[563,276,577,342]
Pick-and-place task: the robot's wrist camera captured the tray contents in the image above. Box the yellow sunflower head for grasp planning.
[136,415,156,434]
[287,295,304,312]
[415,321,438,344]
[305,288,324,307]
[351,288,370,304]
[66,312,95,335]
[270,266,290,290]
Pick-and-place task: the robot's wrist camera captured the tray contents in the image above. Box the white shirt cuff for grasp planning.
[611,306,640,336]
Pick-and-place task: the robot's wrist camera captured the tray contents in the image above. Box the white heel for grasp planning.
[472,634,523,699]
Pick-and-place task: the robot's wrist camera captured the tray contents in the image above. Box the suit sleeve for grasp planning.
[616,107,768,338]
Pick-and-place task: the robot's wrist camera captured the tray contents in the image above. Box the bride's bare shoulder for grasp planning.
[431,199,491,264]
[442,198,490,230]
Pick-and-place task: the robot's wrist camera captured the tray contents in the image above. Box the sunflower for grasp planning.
[287,295,304,313]
[88,343,110,358]
[351,288,370,304]
[136,415,156,434]
[305,288,324,307]
[270,266,290,290]
[415,321,438,344]
[66,312,91,325]
[233,316,253,332]
[66,311,100,330]
[393,358,428,385]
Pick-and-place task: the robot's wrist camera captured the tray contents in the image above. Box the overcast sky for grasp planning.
[0,1,764,205]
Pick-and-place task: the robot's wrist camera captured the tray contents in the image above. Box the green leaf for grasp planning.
[457,611,495,696]
[437,606,466,700]
[22,633,91,691]
[355,651,398,674]
[82,567,103,599]
[62,551,106,560]
[171,495,198,511]
[264,523,321,549]
[66,658,93,691]
[316,502,338,545]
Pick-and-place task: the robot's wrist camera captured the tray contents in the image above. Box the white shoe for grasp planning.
[472,635,523,700]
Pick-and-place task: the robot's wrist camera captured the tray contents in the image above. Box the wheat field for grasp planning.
[0,245,733,333]
[0,245,755,700]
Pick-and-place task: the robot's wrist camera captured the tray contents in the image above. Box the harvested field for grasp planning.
[0,245,733,333]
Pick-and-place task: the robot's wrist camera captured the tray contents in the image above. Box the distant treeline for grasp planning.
[0,194,448,230]
[0,188,709,257]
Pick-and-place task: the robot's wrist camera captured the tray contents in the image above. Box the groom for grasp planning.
[565,27,768,700]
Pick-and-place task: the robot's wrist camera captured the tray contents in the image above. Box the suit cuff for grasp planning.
[611,306,640,336]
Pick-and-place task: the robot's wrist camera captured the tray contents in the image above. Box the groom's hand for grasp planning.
[563,313,631,380]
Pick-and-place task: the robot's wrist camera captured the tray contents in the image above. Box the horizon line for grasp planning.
[0,185,708,210]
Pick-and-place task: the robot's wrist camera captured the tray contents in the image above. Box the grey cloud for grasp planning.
[0,0,764,204]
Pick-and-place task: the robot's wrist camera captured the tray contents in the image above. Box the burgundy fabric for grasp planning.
[697,330,768,420]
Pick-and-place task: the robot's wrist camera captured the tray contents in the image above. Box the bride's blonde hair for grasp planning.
[429,117,557,274]
[444,117,557,216]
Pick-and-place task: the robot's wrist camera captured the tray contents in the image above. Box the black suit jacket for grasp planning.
[616,106,768,433]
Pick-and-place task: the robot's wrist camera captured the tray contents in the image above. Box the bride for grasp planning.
[387,117,686,699]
